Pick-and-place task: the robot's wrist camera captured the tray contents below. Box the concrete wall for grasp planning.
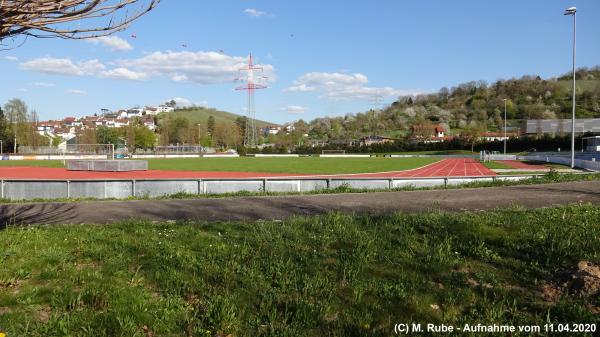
[0,175,536,201]
[480,153,518,161]
[67,160,148,171]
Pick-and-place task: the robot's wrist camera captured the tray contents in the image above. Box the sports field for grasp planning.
[0,157,438,174]
[145,157,438,174]
[0,158,498,179]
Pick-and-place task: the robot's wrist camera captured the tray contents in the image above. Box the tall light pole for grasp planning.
[564,6,577,168]
[503,98,507,155]
[197,123,202,148]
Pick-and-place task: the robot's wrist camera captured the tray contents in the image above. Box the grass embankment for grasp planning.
[0,157,439,174]
[1,205,599,336]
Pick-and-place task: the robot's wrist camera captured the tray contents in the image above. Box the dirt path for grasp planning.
[1,180,599,227]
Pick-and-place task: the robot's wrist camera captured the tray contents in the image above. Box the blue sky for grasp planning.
[1,0,599,124]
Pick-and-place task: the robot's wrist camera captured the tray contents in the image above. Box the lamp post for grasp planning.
[564,6,576,168]
[503,98,507,155]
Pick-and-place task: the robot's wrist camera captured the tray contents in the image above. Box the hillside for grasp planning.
[290,66,600,142]
[161,107,277,129]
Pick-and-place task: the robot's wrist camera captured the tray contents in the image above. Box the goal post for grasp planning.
[64,144,115,160]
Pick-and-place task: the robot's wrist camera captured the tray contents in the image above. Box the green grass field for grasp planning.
[0,205,598,336]
[0,160,64,168]
[146,157,438,174]
[0,157,438,174]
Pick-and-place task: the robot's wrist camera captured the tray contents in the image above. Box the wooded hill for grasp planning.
[297,67,600,142]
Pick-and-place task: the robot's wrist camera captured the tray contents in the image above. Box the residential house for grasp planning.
[114,119,130,128]
[262,125,281,136]
[144,106,159,115]
[126,108,144,118]
[142,116,156,131]
[63,117,81,127]
[410,124,453,143]
[156,105,175,113]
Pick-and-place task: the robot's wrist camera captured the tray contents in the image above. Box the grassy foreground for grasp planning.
[0,157,438,174]
[1,206,599,336]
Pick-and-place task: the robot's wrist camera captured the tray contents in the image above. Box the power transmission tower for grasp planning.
[235,53,267,147]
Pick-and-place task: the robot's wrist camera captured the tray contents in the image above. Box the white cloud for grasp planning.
[171,74,188,82]
[285,83,316,93]
[118,51,275,84]
[285,71,422,101]
[170,97,192,107]
[284,105,309,114]
[100,67,147,81]
[163,97,208,108]
[20,58,105,76]
[17,88,27,92]
[66,89,87,95]
[244,8,267,17]
[32,82,55,87]
[19,51,275,85]
[3,56,18,61]
[89,36,133,51]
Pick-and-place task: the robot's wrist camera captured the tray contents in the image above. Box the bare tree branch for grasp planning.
[0,0,159,46]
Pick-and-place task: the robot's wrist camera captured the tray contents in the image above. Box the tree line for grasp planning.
[0,99,49,153]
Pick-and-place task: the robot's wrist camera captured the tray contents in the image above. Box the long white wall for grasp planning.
[0,175,538,201]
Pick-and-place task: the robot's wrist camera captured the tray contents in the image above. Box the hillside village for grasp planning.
[35,104,175,144]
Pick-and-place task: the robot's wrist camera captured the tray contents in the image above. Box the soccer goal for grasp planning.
[321,149,346,155]
[64,144,115,160]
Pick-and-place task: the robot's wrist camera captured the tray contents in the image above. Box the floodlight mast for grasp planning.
[235,54,268,148]
[564,6,576,168]
[503,98,507,155]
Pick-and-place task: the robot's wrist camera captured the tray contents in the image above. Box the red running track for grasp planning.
[497,160,548,170]
[0,158,495,180]
[349,158,496,178]
[0,158,496,180]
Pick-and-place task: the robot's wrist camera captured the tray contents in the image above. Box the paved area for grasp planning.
[1,180,598,227]
[0,159,494,179]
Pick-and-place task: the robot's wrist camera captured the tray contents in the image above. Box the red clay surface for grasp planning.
[497,160,548,170]
[0,158,495,180]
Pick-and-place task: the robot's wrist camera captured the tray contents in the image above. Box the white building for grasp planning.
[156,105,175,113]
[127,108,144,118]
